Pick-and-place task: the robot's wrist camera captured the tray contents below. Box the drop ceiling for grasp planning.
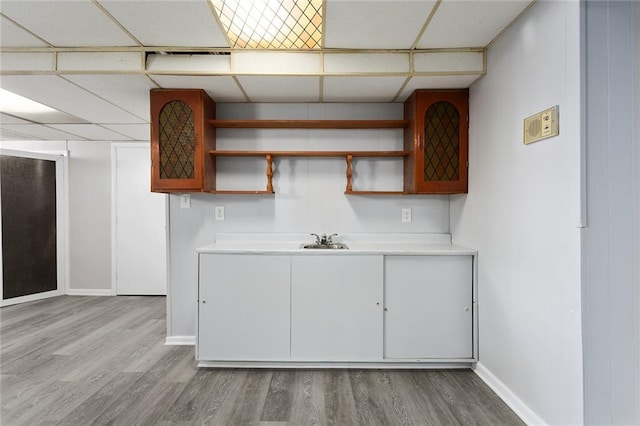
[0,0,532,141]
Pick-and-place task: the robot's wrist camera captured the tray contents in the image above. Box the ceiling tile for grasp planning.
[324,53,409,74]
[0,75,145,124]
[61,74,157,121]
[48,124,132,141]
[0,128,42,140]
[98,0,228,47]
[0,124,87,140]
[397,75,481,101]
[323,77,406,102]
[0,16,49,47]
[0,52,55,71]
[101,124,150,141]
[324,0,437,49]
[151,75,246,102]
[237,76,320,102]
[0,0,136,47]
[0,113,33,125]
[417,0,532,48]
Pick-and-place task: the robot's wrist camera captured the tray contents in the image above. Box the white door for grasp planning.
[113,144,167,295]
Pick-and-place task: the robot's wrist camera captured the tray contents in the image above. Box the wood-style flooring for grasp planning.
[1,296,524,425]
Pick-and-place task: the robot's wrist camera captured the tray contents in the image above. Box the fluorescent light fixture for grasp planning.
[211,0,323,49]
[0,88,87,124]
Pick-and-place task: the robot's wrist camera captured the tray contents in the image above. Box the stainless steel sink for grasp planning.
[300,243,349,250]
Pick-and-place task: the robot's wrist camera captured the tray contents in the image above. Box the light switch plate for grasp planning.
[179,194,191,209]
[524,105,559,145]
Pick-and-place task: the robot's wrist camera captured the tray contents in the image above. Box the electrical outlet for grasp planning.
[214,205,225,221]
[179,194,190,209]
[401,208,412,223]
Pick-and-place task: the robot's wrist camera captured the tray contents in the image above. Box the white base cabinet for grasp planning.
[384,256,473,359]
[197,252,475,366]
[291,255,383,360]
[197,254,290,361]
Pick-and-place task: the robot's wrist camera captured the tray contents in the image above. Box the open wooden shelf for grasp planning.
[209,119,408,129]
[203,190,274,195]
[209,150,407,195]
[209,150,408,158]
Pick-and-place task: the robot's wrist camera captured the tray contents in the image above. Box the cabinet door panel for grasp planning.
[198,254,290,361]
[385,256,473,359]
[291,255,383,361]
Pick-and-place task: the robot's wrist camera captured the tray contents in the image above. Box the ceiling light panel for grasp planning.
[211,0,323,49]
[1,75,144,124]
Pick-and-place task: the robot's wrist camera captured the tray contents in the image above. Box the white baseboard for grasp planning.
[473,362,546,426]
[66,288,114,296]
[165,336,195,346]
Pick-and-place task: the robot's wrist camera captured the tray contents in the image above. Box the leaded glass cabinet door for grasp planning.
[150,89,216,193]
[404,89,468,194]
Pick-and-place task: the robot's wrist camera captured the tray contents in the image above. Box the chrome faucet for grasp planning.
[310,233,338,245]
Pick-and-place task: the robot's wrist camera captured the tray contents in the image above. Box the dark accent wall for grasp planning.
[1,155,57,299]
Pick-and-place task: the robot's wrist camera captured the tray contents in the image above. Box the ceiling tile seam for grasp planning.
[410,0,443,51]
[94,124,135,140]
[0,70,484,78]
[320,1,327,49]
[485,0,537,50]
[392,77,413,103]
[40,124,89,141]
[91,0,143,47]
[206,0,233,48]
[0,127,45,140]
[231,75,251,102]
[57,74,149,123]
[0,47,484,54]
[0,13,54,47]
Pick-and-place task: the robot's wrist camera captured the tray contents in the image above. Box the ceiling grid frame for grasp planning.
[0,0,534,140]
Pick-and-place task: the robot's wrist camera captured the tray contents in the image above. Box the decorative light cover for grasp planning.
[211,0,323,49]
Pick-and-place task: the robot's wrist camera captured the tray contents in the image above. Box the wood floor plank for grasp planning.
[261,369,295,422]
[0,296,524,426]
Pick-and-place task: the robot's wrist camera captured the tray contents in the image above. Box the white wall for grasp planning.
[449,2,583,425]
[0,140,114,293]
[168,103,451,338]
[581,1,640,425]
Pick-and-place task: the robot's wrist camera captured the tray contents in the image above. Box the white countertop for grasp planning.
[197,233,476,256]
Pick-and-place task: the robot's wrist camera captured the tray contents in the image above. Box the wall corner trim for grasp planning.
[473,362,547,426]
[165,336,196,346]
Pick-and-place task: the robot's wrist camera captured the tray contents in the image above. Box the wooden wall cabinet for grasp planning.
[404,89,469,194]
[150,89,216,193]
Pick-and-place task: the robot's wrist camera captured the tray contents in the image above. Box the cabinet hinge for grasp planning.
[466,160,469,168]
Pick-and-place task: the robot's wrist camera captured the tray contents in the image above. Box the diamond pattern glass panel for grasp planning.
[423,101,460,181]
[159,101,196,180]
[211,0,323,49]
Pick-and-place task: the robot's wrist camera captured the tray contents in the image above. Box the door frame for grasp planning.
[111,142,169,296]
[0,149,69,307]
